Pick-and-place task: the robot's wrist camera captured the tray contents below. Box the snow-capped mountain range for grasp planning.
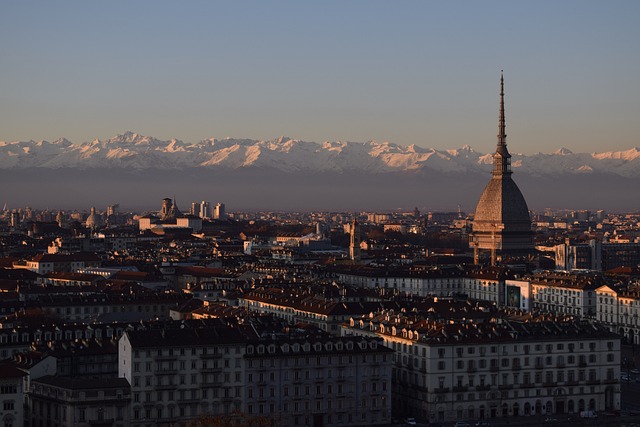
[1,131,639,177]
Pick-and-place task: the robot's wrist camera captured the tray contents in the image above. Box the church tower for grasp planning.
[349,217,361,263]
[470,73,534,265]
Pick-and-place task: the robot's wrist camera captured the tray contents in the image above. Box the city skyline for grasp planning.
[1,1,639,155]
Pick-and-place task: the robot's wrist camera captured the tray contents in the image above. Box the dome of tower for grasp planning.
[85,207,102,229]
[473,177,530,230]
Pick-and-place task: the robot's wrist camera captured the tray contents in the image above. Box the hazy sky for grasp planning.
[1,1,639,155]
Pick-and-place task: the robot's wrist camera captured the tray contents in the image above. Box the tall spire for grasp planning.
[498,71,506,147]
[493,70,512,176]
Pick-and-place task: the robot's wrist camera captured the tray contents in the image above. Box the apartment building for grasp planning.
[244,336,392,427]
[241,287,395,334]
[118,323,250,425]
[29,376,131,427]
[342,307,620,424]
[118,320,392,427]
[0,363,27,427]
[333,265,508,305]
[529,271,601,317]
[596,283,640,345]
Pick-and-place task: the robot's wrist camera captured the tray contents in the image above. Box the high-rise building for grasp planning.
[214,203,226,220]
[107,204,119,217]
[470,73,533,265]
[199,200,210,219]
[10,210,20,227]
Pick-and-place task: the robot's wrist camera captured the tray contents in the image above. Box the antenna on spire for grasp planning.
[499,72,506,146]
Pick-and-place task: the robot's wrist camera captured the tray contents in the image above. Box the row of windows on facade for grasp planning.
[0,386,18,394]
[133,371,241,388]
[133,367,384,390]
[432,368,618,389]
[428,353,615,370]
[415,398,598,421]
[133,387,236,403]
[134,357,239,373]
[132,405,383,424]
[533,288,594,296]
[31,404,123,422]
[390,340,613,357]
[53,304,167,315]
[247,396,387,415]
[133,346,237,358]
[247,381,387,398]
[395,366,615,391]
[0,328,121,343]
[132,352,387,371]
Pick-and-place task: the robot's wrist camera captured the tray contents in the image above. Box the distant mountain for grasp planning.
[1,132,639,211]
[2,131,640,177]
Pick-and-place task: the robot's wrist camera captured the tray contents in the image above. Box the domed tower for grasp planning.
[470,73,533,265]
[85,207,102,230]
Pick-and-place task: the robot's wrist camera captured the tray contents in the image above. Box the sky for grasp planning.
[1,1,639,155]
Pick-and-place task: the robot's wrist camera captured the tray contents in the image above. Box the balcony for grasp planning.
[498,385,513,390]
[433,387,450,394]
[154,355,177,362]
[489,366,499,372]
[200,353,222,359]
[543,382,557,387]
[156,383,177,390]
[534,362,544,370]
[520,383,534,389]
[200,381,222,388]
[556,362,566,368]
[88,419,115,426]
[603,379,618,384]
[467,367,477,373]
[512,365,522,371]
[586,380,601,385]
[475,385,491,391]
[453,386,468,392]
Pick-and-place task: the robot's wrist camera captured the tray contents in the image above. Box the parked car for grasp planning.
[405,418,417,426]
[580,410,598,419]
[454,422,470,427]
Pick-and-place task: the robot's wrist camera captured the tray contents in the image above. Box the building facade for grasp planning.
[29,376,131,427]
[118,321,392,427]
[342,309,620,424]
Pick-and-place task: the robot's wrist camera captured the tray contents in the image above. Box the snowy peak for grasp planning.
[592,147,640,161]
[0,133,639,178]
[554,147,573,155]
